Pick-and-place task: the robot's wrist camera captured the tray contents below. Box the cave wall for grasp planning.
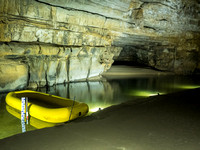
[0,0,200,92]
[0,0,123,92]
[114,0,200,73]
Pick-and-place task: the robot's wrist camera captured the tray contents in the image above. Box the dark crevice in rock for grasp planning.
[67,82,70,98]
[66,54,70,82]
[45,69,48,87]
[27,64,31,87]
[143,26,157,31]
[4,55,26,60]
[6,41,109,49]
[159,19,168,22]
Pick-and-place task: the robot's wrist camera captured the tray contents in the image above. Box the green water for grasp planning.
[0,75,200,139]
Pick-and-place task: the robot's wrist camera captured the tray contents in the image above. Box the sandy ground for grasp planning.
[0,87,200,150]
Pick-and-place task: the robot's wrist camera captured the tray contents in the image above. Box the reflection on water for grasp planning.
[0,95,35,139]
[42,81,116,113]
[0,75,200,139]
[6,105,58,129]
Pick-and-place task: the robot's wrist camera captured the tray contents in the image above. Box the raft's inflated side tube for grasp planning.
[5,90,89,123]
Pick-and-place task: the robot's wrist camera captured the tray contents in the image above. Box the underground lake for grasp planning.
[0,66,200,140]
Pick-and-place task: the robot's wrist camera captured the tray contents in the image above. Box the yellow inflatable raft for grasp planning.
[5,90,89,123]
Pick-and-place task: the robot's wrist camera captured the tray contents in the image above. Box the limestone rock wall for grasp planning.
[0,0,200,92]
[0,0,122,92]
[0,42,121,91]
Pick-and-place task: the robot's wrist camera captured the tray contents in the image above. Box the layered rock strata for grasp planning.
[0,42,121,92]
[0,0,200,92]
[0,0,122,92]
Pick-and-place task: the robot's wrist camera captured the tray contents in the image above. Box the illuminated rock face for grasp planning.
[0,59,28,92]
[0,0,199,91]
[0,0,122,91]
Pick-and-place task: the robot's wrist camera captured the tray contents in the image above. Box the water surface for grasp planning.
[0,73,200,139]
